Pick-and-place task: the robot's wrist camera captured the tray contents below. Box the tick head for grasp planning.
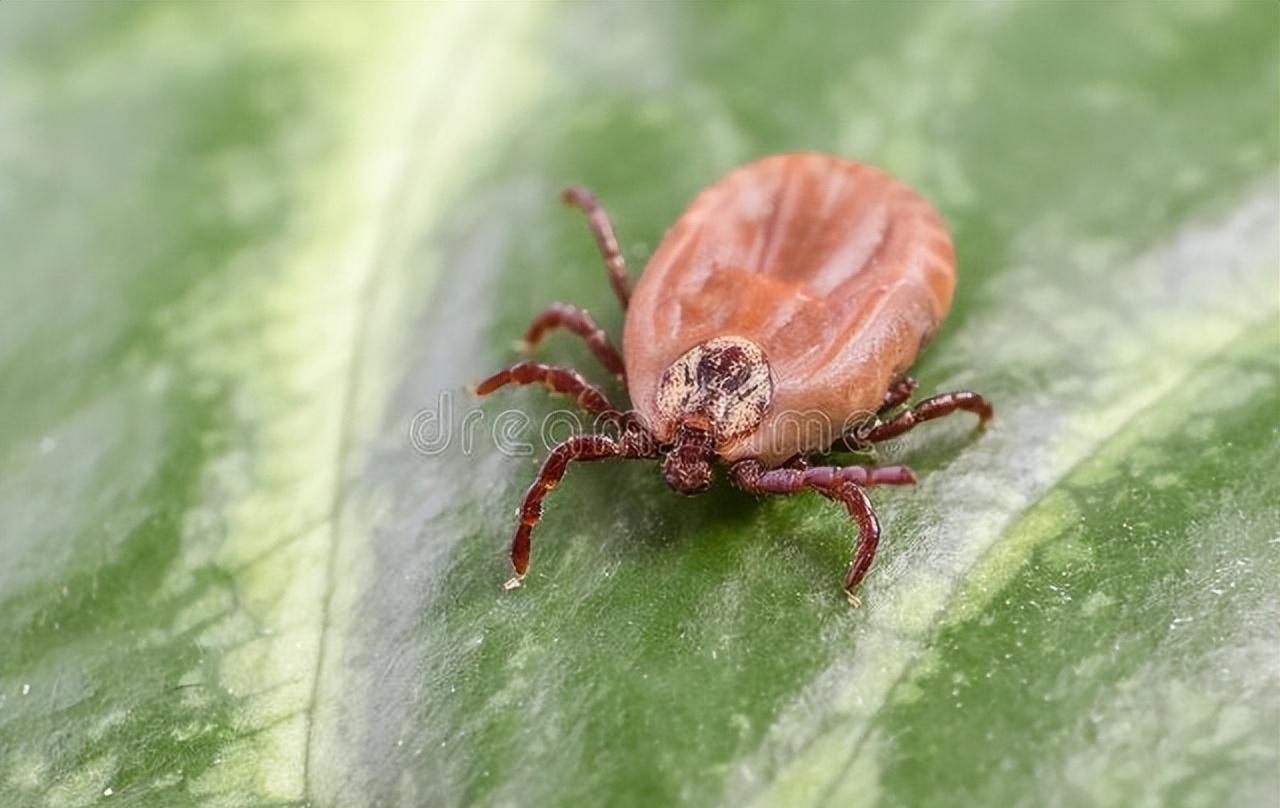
[654,336,774,449]
[654,337,774,494]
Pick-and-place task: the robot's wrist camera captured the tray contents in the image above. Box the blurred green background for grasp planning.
[1,2,1277,807]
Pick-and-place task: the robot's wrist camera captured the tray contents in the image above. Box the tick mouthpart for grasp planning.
[662,421,715,495]
[662,451,713,495]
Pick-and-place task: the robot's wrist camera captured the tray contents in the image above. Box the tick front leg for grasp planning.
[562,185,631,310]
[504,432,655,590]
[729,459,915,604]
[472,361,618,420]
[519,302,625,382]
[861,390,993,444]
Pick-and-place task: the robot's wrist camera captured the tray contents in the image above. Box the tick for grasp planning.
[473,152,992,604]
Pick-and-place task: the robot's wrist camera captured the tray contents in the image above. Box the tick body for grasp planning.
[474,153,992,604]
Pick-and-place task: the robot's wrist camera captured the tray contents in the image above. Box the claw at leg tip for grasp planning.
[845,589,862,609]
[502,575,524,592]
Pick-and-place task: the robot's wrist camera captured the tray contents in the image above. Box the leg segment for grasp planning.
[731,461,916,494]
[861,390,993,444]
[879,376,919,414]
[520,302,625,382]
[816,482,881,605]
[472,361,617,419]
[562,185,631,309]
[729,459,916,604]
[825,377,921,454]
[504,433,654,589]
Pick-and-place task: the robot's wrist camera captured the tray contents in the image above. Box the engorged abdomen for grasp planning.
[623,153,956,463]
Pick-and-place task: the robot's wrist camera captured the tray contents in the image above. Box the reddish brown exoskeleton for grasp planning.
[474,153,992,605]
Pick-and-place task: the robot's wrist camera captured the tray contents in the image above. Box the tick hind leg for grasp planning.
[861,390,993,444]
[562,185,631,309]
[835,383,992,451]
[729,459,916,605]
[472,361,620,422]
[878,376,919,415]
[518,302,625,382]
[826,376,920,454]
[504,433,655,590]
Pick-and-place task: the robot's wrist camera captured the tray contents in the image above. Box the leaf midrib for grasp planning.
[297,6,548,801]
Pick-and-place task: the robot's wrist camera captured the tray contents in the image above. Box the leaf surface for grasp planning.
[0,3,1276,807]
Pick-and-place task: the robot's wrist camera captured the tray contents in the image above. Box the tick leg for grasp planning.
[817,482,881,606]
[878,376,919,415]
[729,459,915,604]
[519,302,625,382]
[562,185,631,310]
[505,432,655,590]
[472,361,619,420]
[861,390,993,444]
[732,462,917,493]
[825,377,922,454]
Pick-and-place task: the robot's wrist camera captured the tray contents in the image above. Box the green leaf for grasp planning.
[1,2,1276,807]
